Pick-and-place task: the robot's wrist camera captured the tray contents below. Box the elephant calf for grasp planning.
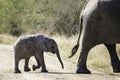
[14,35,64,73]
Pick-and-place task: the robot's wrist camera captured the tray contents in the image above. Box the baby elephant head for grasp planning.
[44,38,64,69]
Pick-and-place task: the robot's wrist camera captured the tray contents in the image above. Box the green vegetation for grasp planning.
[0,0,84,36]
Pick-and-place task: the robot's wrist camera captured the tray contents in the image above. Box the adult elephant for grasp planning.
[69,0,120,74]
[14,35,64,73]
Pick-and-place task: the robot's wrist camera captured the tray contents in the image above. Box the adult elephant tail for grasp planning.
[68,16,83,58]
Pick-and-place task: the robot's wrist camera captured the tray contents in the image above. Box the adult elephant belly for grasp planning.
[96,0,120,44]
[96,14,120,44]
[83,5,120,45]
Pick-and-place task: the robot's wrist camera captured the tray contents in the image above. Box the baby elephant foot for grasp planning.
[32,65,37,71]
[32,65,38,71]
[32,65,40,71]
[14,69,21,73]
[24,67,31,72]
[41,69,48,73]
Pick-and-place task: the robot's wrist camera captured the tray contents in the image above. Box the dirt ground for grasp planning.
[0,44,120,80]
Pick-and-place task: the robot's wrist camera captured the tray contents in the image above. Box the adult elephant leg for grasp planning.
[76,46,91,74]
[36,52,48,72]
[24,57,31,72]
[76,27,96,74]
[104,44,120,73]
[32,56,41,71]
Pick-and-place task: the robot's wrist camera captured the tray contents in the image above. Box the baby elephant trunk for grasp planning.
[56,50,64,69]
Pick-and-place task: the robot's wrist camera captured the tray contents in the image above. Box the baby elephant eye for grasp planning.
[51,46,54,49]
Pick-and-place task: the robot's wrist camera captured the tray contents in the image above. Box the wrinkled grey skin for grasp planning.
[69,0,120,74]
[14,35,64,73]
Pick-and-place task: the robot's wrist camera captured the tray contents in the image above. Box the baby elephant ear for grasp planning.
[44,40,48,50]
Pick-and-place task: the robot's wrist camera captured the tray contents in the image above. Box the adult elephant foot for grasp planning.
[41,69,48,73]
[14,69,21,73]
[111,58,120,73]
[113,62,120,73]
[113,68,120,73]
[104,44,120,73]
[76,67,91,74]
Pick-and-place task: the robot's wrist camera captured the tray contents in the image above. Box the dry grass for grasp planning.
[88,45,112,73]
[0,34,17,44]
[52,35,79,63]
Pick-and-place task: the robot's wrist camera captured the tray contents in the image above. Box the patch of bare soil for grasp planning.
[0,44,120,80]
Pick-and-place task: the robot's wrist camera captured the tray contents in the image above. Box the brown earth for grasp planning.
[0,44,120,80]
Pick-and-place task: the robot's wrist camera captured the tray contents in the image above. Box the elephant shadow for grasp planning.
[41,72,118,76]
[47,72,76,74]
[32,71,76,74]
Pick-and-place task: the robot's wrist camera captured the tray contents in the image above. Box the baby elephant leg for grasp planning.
[36,52,48,72]
[14,59,21,73]
[24,57,31,72]
[33,56,41,71]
